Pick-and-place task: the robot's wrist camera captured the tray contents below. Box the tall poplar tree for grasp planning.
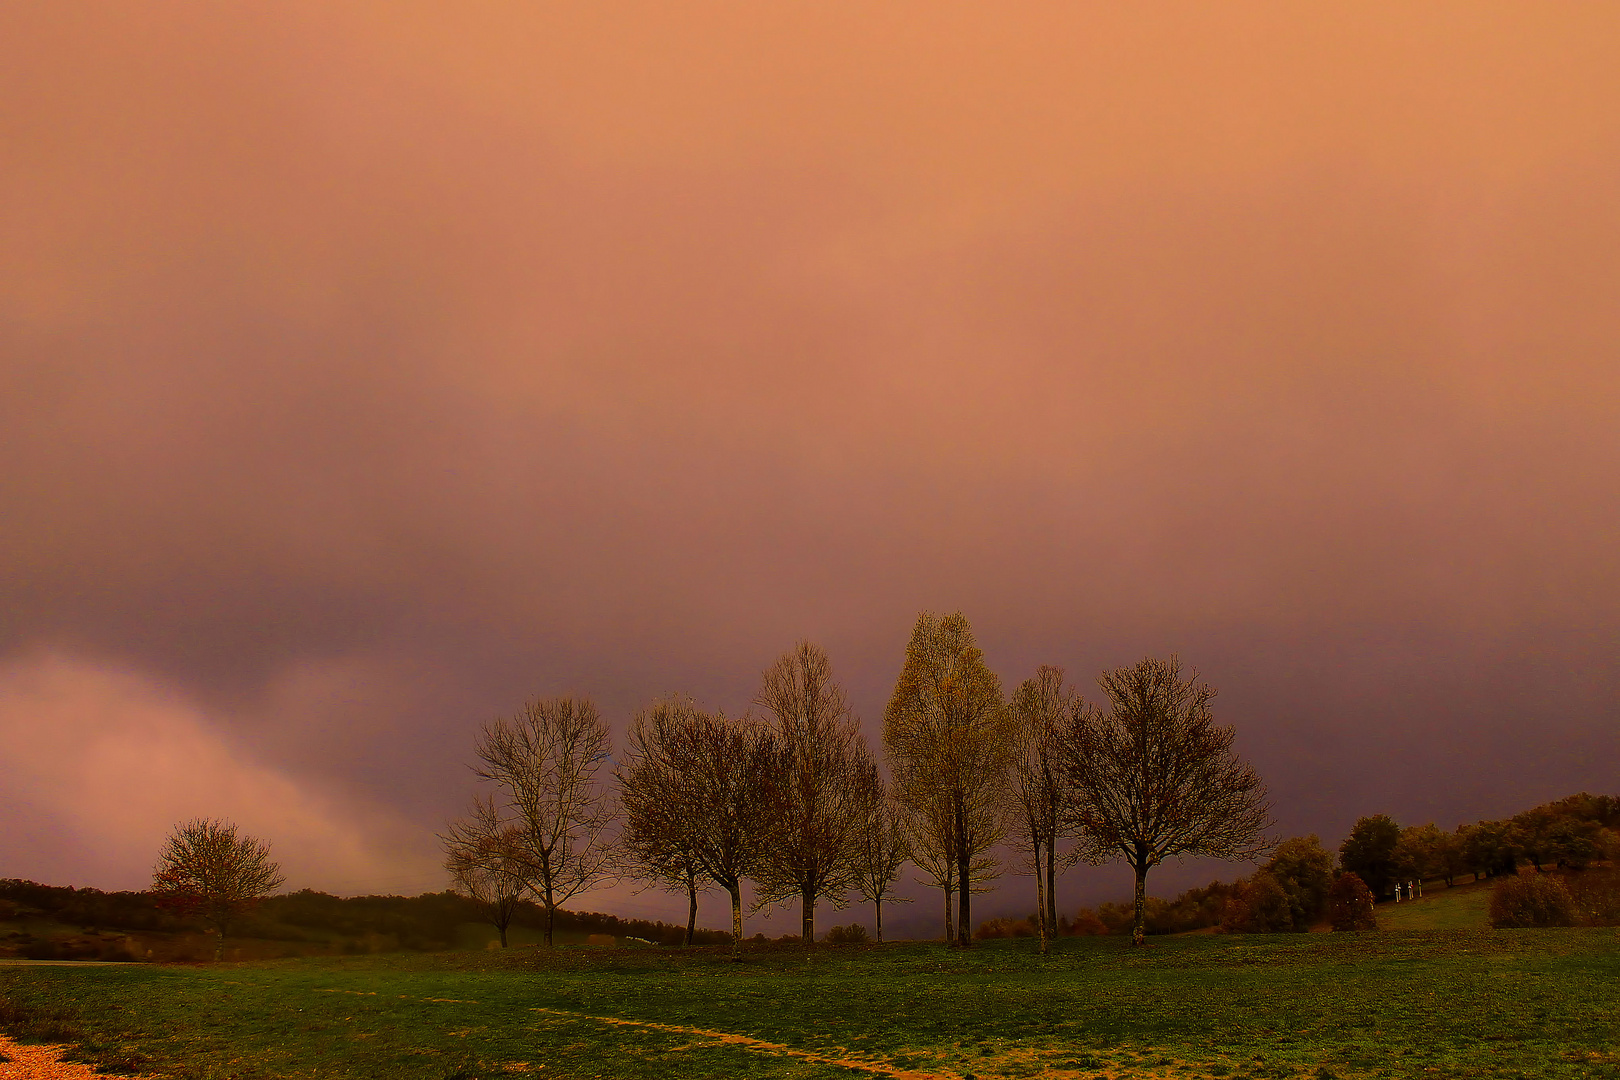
[883,611,1012,947]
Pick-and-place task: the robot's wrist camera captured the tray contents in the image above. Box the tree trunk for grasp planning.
[1132,862,1148,946]
[956,796,971,948]
[802,884,815,946]
[942,882,954,943]
[1045,831,1057,937]
[498,922,509,948]
[875,897,884,944]
[1034,845,1049,955]
[214,927,225,963]
[685,878,698,946]
[542,877,557,946]
[728,882,743,959]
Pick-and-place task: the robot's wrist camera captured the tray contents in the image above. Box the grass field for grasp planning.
[1375,880,1494,932]
[3,928,1619,1080]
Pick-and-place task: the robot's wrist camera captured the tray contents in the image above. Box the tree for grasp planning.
[1459,819,1519,880]
[1264,835,1335,931]
[884,612,1013,948]
[686,709,778,957]
[151,818,285,960]
[1338,815,1401,899]
[621,701,776,957]
[1546,816,1602,870]
[1008,665,1072,952]
[442,808,527,947]
[752,642,873,945]
[1435,827,1469,886]
[1512,807,1558,872]
[617,696,716,945]
[469,696,616,946]
[847,760,910,943]
[1393,823,1448,887]
[1062,656,1272,945]
[900,792,958,941]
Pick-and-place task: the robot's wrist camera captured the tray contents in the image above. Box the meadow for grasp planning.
[3,921,1619,1080]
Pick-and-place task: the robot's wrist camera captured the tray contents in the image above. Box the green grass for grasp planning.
[3,930,1619,1080]
[1376,880,1495,931]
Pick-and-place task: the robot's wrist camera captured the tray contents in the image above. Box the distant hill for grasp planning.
[0,880,731,961]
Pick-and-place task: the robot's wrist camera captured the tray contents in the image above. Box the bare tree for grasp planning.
[621,698,776,957]
[1062,656,1272,945]
[442,803,528,947]
[1009,666,1072,953]
[152,818,284,961]
[617,696,715,945]
[753,642,873,945]
[884,611,1012,947]
[471,696,616,946]
[847,760,910,943]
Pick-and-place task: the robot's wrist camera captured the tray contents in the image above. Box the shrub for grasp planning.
[973,917,1035,940]
[825,923,868,944]
[1489,873,1576,928]
[1068,909,1109,936]
[1564,867,1620,926]
[1093,902,1138,935]
[1219,872,1293,933]
[1327,872,1377,931]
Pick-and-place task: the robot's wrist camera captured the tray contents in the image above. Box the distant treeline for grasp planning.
[0,881,730,951]
[1338,791,1620,899]
[981,790,1619,940]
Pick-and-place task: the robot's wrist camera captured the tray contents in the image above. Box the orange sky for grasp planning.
[2,4,1616,924]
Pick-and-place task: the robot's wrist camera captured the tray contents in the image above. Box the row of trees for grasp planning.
[1339,795,1620,901]
[443,612,1273,952]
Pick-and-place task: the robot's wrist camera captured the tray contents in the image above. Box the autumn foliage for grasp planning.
[1327,872,1377,931]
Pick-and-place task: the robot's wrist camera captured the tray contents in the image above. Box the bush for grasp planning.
[1489,873,1576,928]
[1564,867,1620,926]
[1327,872,1377,931]
[1068,909,1109,936]
[973,917,1035,940]
[1219,872,1293,933]
[824,923,868,944]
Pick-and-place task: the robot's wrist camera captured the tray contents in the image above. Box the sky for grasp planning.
[2,3,1617,936]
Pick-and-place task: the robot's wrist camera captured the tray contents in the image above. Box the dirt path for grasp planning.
[531,1006,957,1080]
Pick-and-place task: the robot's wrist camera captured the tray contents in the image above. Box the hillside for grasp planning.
[1373,877,1494,931]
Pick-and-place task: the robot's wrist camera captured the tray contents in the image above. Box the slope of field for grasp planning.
[1374,879,1494,931]
[4,930,1620,1080]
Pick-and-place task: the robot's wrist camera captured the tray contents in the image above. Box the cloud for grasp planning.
[0,652,435,894]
